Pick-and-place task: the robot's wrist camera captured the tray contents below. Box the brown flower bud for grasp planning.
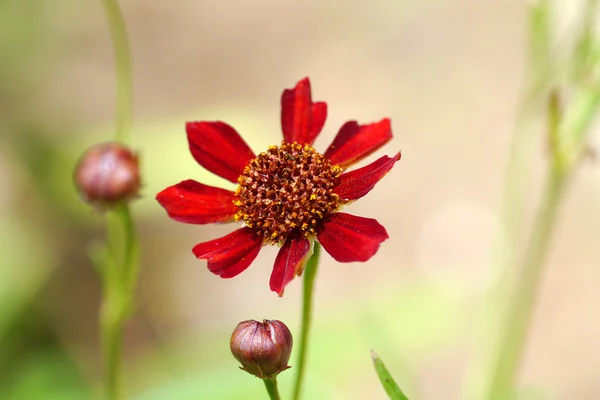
[74,142,140,208]
[230,319,293,379]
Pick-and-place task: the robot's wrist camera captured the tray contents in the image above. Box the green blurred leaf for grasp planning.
[0,351,90,400]
[0,219,52,339]
[371,350,409,400]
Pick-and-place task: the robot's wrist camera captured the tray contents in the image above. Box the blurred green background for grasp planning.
[1,1,600,399]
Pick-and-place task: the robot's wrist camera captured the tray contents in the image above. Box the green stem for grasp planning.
[292,242,321,400]
[101,297,125,400]
[102,0,133,143]
[101,204,139,400]
[119,205,140,291]
[263,378,281,400]
[485,163,568,399]
[97,1,136,399]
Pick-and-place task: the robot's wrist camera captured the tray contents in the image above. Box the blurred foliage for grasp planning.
[1,0,599,399]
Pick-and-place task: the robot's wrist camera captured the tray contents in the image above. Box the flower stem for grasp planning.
[100,296,124,400]
[97,1,137,398]
[101,204,139,400]
[101,0,133,143]
[263,378,281,400]
[292,242,321,400]
[485,161,567,399]
[93,1,137,399]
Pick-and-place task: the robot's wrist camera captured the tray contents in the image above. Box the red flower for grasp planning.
[157,78,400,296]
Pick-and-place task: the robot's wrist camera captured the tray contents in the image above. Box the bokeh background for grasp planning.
[1,0,599,399]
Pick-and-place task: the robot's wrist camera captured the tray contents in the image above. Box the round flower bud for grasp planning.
[74,141,140,208]
[230,319,293,379]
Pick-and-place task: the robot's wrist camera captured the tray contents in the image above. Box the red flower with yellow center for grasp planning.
[156,78,400,296]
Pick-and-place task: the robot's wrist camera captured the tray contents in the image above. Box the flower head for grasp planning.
[157,78,400,295]
[74,141,140,209]
[230,319,293,379]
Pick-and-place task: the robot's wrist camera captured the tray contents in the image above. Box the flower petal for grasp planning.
[156,180,238,224]
[317,213,389,262]
[324,118,392,169]
[192,227,263,278]
[334,153,401,201]
[186,121,256,183]
[281,77,327,146]
[270,236,311,296]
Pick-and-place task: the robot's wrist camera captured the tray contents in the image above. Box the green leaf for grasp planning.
[371,350,410,400]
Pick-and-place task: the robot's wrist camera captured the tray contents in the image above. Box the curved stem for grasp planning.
[102,0,133,143]
[120,204,140,291]
[97,1,136,399]
[101,204,139,400]
[263,378,281,400]
[292,242,321,400]
[485,164,567,398]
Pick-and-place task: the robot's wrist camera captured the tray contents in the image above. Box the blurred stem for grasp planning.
[263,378,281,400]
[483,6,600,393]
[98,1,137,398]
[292,242,321,400]
[102,0,132,143]
[466,3,555,397]
[468,1,600,398]
[571,0,598,82]
[485,162,567,399]
[101,204,139,400]
[101,297,124,400]
[501,0,553,240]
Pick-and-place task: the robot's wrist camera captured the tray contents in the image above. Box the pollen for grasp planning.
[234,141,343,244]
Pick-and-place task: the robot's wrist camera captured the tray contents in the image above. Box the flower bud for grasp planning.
[74,141,140,208]
[230,319,293,379]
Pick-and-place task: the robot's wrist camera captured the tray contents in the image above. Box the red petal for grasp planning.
[334,153,401,201]
[156,180,238,224]
[192,227,263,278]
[281,77,327,146]
[317,213,389,262]
[270,236,311,296]
[186,121,256,183]
[324,118,392,169]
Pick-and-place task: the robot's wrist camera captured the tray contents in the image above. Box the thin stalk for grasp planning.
[120,205,140,292]
[291,242,321,400]
[101,204,138,400]
[97,1,137,399]
[101,0,133,143]
[263,378,281,400]
[101,298,125,400]
[485,163,568,399]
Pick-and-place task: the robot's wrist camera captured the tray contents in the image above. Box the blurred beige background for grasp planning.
[1,0,599,399]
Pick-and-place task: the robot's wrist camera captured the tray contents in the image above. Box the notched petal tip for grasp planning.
[270,236,311,296]
[281,77,327,146]
[324,118,393,169]
[192,227,263,279]
[334,152,401,202]
[186,121,256,183]
[317,213,389,263]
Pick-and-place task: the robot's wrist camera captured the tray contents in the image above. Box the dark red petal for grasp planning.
[281,77,327,146]
[334,153,401,201]
[192,227,263,278]
[270,236,311,296]
[156,180,238,224]
[324,118,392,169]
[317,213,389,263]
[186,121,256,183]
